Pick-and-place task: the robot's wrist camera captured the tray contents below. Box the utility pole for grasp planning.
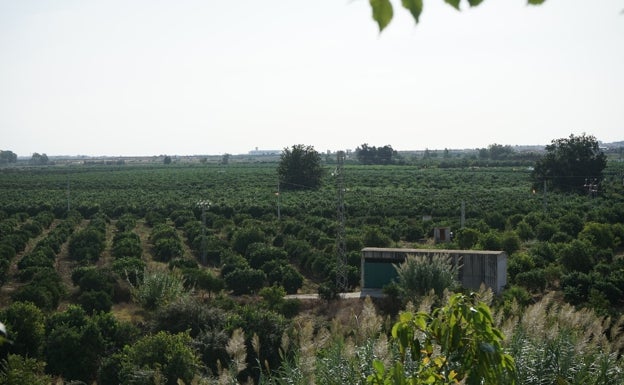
[335,151,348,293]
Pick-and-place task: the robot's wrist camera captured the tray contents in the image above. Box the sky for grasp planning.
[1,0,623,157]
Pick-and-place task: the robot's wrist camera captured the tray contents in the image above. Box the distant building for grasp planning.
[361,247,507,294]
[248,147,280,156]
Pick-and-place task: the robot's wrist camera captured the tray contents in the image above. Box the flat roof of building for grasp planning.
[362,247,505,255]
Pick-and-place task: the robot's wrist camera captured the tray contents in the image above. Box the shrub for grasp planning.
[363,226,392,247]
[478,231,502,250]
[224,267,266,295]
[231,227,266,255]
[501,231,521,255]
[153,237,183,262]
[0,354,52,385]
[394,253,460,301]
[118,331,200,385]
[132,267,187,310]
[515,269,547,293]
[0,301,46,358]
[78,290,113,314]
[456,227,480,249]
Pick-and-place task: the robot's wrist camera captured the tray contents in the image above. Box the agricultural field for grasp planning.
[0,156,623,384]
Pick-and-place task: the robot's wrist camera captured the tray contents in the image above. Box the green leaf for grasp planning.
[401,0,423,24]
[467,0,484,5]
[370,0,394,31]
[445,0,461,10]
[528,0,547,4]
[372,359,386,375]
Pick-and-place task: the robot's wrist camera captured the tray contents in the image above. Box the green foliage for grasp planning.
[579,222,617,250]
[111,231,143,259]
[558,239,595,273]
[111,256,145,285]
[0,302,46,358]
[151,297,226,338]
[368,293,515,385]
[363,226,392,247]
[223,267,266,295]
[514,268,547,293]
[532,133,607,193]
[119,331,200,385]
[0,354,52,385]
[181,267,225,294]
[0,150,17,164]
[44,306,106,382]
[394,253,459,301]
[456,227,480,249]
[369,0,547,32]
[501,231,521,255]
[232,227,266,255]
[508,292,624,385]
[68,227,105,263]
[12,268,65,310]
[277,144,323,190]
[370,0,394,31]
[479,231,502,250]
[132,267,187,310]
[355,144,398,165]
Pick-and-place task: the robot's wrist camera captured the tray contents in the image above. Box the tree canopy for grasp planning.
[0,150,17,165]
[369,0,547,32]
[355,143,397,165]
[532,133,607,194]
[277,144,323,190]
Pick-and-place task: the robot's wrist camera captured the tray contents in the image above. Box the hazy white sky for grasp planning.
[1,0,623,157]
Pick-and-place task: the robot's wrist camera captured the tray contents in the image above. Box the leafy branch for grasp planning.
[369,0,547,32]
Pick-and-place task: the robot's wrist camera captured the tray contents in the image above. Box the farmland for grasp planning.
[0,156,624,384]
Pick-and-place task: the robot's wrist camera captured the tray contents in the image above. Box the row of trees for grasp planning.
[278,134,608,195]
[355,143,397,165]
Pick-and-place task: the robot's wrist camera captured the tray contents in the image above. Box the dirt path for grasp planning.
[0,220,60,306]
[97,219,117,269]
[55,219,90,307]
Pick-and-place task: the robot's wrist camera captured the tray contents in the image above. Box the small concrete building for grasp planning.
[361,247,507,294]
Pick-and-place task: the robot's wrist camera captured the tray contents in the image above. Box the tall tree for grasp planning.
[0,150,17,164]
[29,153,48,165]
[532,133,607,193]
[277,144,323,190]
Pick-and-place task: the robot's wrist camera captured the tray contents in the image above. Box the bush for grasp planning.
[456,228,480,249]
[224,268,266,295]
[515,269,547,293]
[132,267,187,310]
[153,237,183,262]
[363,226,392,247]
[395,253,459,301]
[111,257,145,285]
[0,301,46,358]
[231,227,266,255]
[77,290,113,314]
[151,297,226,337]
[501,231,521,255]
[118,331,200,385]
[0,354,52,385]
[478,231,502,250]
